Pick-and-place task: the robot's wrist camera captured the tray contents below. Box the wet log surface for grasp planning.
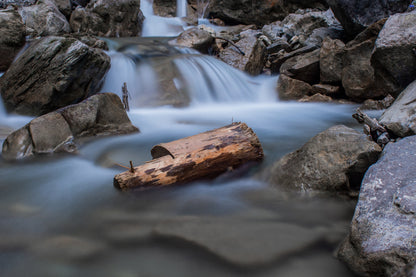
[114,122,264,190]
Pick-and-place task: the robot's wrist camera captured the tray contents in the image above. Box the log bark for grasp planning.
[114,122,263,190]
[352,108,391,146]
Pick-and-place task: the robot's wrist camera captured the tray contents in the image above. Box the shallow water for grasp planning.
[0,1,360,275]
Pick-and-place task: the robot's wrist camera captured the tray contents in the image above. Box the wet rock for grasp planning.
[311,84,340,97]
[341,19,387,101]
[280,48,320,84]
[18,0,71,37]
[371,11,416,98]
[70,0,144,37]
[152,0,175,17]
[379,80,416,137]
[276,74,312,100]
[359,94,394,110]
[337,136,416,276]
[0,36,110,116]
[319,37,345,84]
[218,29,266,76]
[304,26,344,47]
[299,93,333,103]
[206,0,328,26]
[2,93,139,160]
[269,44,318,74]
[326,0,409,38]
[173,27,215,54]
[0,7,26,71]
[31,235,107,261]
[50,0,72,18]
[263,125,382,192]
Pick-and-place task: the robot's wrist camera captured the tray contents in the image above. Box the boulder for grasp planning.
[341,19,387,100]
[304,26,344,47]
[263,125,382,192]
[50,0,72,18]
[311,84,340,97]
[379,80,416,137]
[173,27,215,54]
[337,135,416,276]
[70,0,144,37]
[371,11,416,98]
[269,44,318,73]
[206,0,328,26]
[218,29,266,76]
[0,36,110,116]
[326,0,409,38]
[152,0,175,17]
[319,37,345,84]
[0,7,26,71]
[280,48,320,84]
[276,73,312,100]
[359,94,394,111]
[299,93,333,103]
[2,93,139,160]
[18,0,71,36]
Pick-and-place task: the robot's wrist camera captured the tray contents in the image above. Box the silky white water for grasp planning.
[0,2,359,276]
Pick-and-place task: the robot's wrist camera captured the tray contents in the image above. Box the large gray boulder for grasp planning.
[218,29,266,76]
[337,135,416,276]
[379,80,416,137]
[172,27,215,54]
[276,73,312,100]
[326,0,409,38]
[263,125,382,192]
[18,0,71,36]
[280,48,321,84]
[2,93,139,160]
[372,11,416,98]
[70,0,144,37]
[206,0,328,26]
[0,7,26,71]
[0,36,110,116]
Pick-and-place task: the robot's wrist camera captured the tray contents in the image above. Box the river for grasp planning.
[0,1,359,276]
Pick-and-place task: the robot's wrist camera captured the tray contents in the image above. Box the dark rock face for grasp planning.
[371,11,416,98]
[207,0,328,26]
[18,0,71,36]
[218,29,266,76]
[0,36,110,116]
[2,93,139,160]
[276,73,312,100]
[319,37,345,84]
[337,136,416,276]
[70,0,144,37]
[263,125,382,192]
[0,8,26,71]
[326,0,409,38]
[280,48,321,84]
[379,80,416,137]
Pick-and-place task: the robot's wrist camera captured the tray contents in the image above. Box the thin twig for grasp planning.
[122,82,130,111]
[214,36,246,56]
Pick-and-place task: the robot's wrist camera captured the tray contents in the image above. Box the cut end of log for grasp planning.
[114,122,263,190]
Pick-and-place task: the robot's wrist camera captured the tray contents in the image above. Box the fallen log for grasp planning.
[114,122,263,190]
[352,108,391,147]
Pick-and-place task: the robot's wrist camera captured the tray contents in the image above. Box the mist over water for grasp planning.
[0,1,359,276]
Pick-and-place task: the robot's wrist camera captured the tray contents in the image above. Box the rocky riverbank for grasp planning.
[1,0,416,276]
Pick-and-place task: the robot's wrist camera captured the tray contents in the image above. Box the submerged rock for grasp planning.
[0,36,110,116]
[18,0,71,37]
[0,7,26,71]
[70,0,144,37]
[379,80,416,137]
[372,11,416,98]
[326,0,409,38]
[2,93,139,160]
[337,136,416,276]
[263,125,382,192]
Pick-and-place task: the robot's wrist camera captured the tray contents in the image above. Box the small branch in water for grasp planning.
[214,36,246,56]
[122,82,130,112]
[352,108,391,147]
[129,161,135,173]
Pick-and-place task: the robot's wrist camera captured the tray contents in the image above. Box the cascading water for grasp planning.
[177,0,187,17]
[0,2,360,276]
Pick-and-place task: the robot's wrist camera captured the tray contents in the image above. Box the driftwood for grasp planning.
[352,108,390,146]
[114,122,263,190]
[122,82,130,112]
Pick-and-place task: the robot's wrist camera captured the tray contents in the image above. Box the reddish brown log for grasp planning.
[114,122,263,190]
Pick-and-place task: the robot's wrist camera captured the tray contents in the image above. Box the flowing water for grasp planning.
[0,1,360,276]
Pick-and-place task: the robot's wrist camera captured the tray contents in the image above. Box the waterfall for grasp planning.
[197,0,210,24]
[176,0,187,17]
[140,0,188,37]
